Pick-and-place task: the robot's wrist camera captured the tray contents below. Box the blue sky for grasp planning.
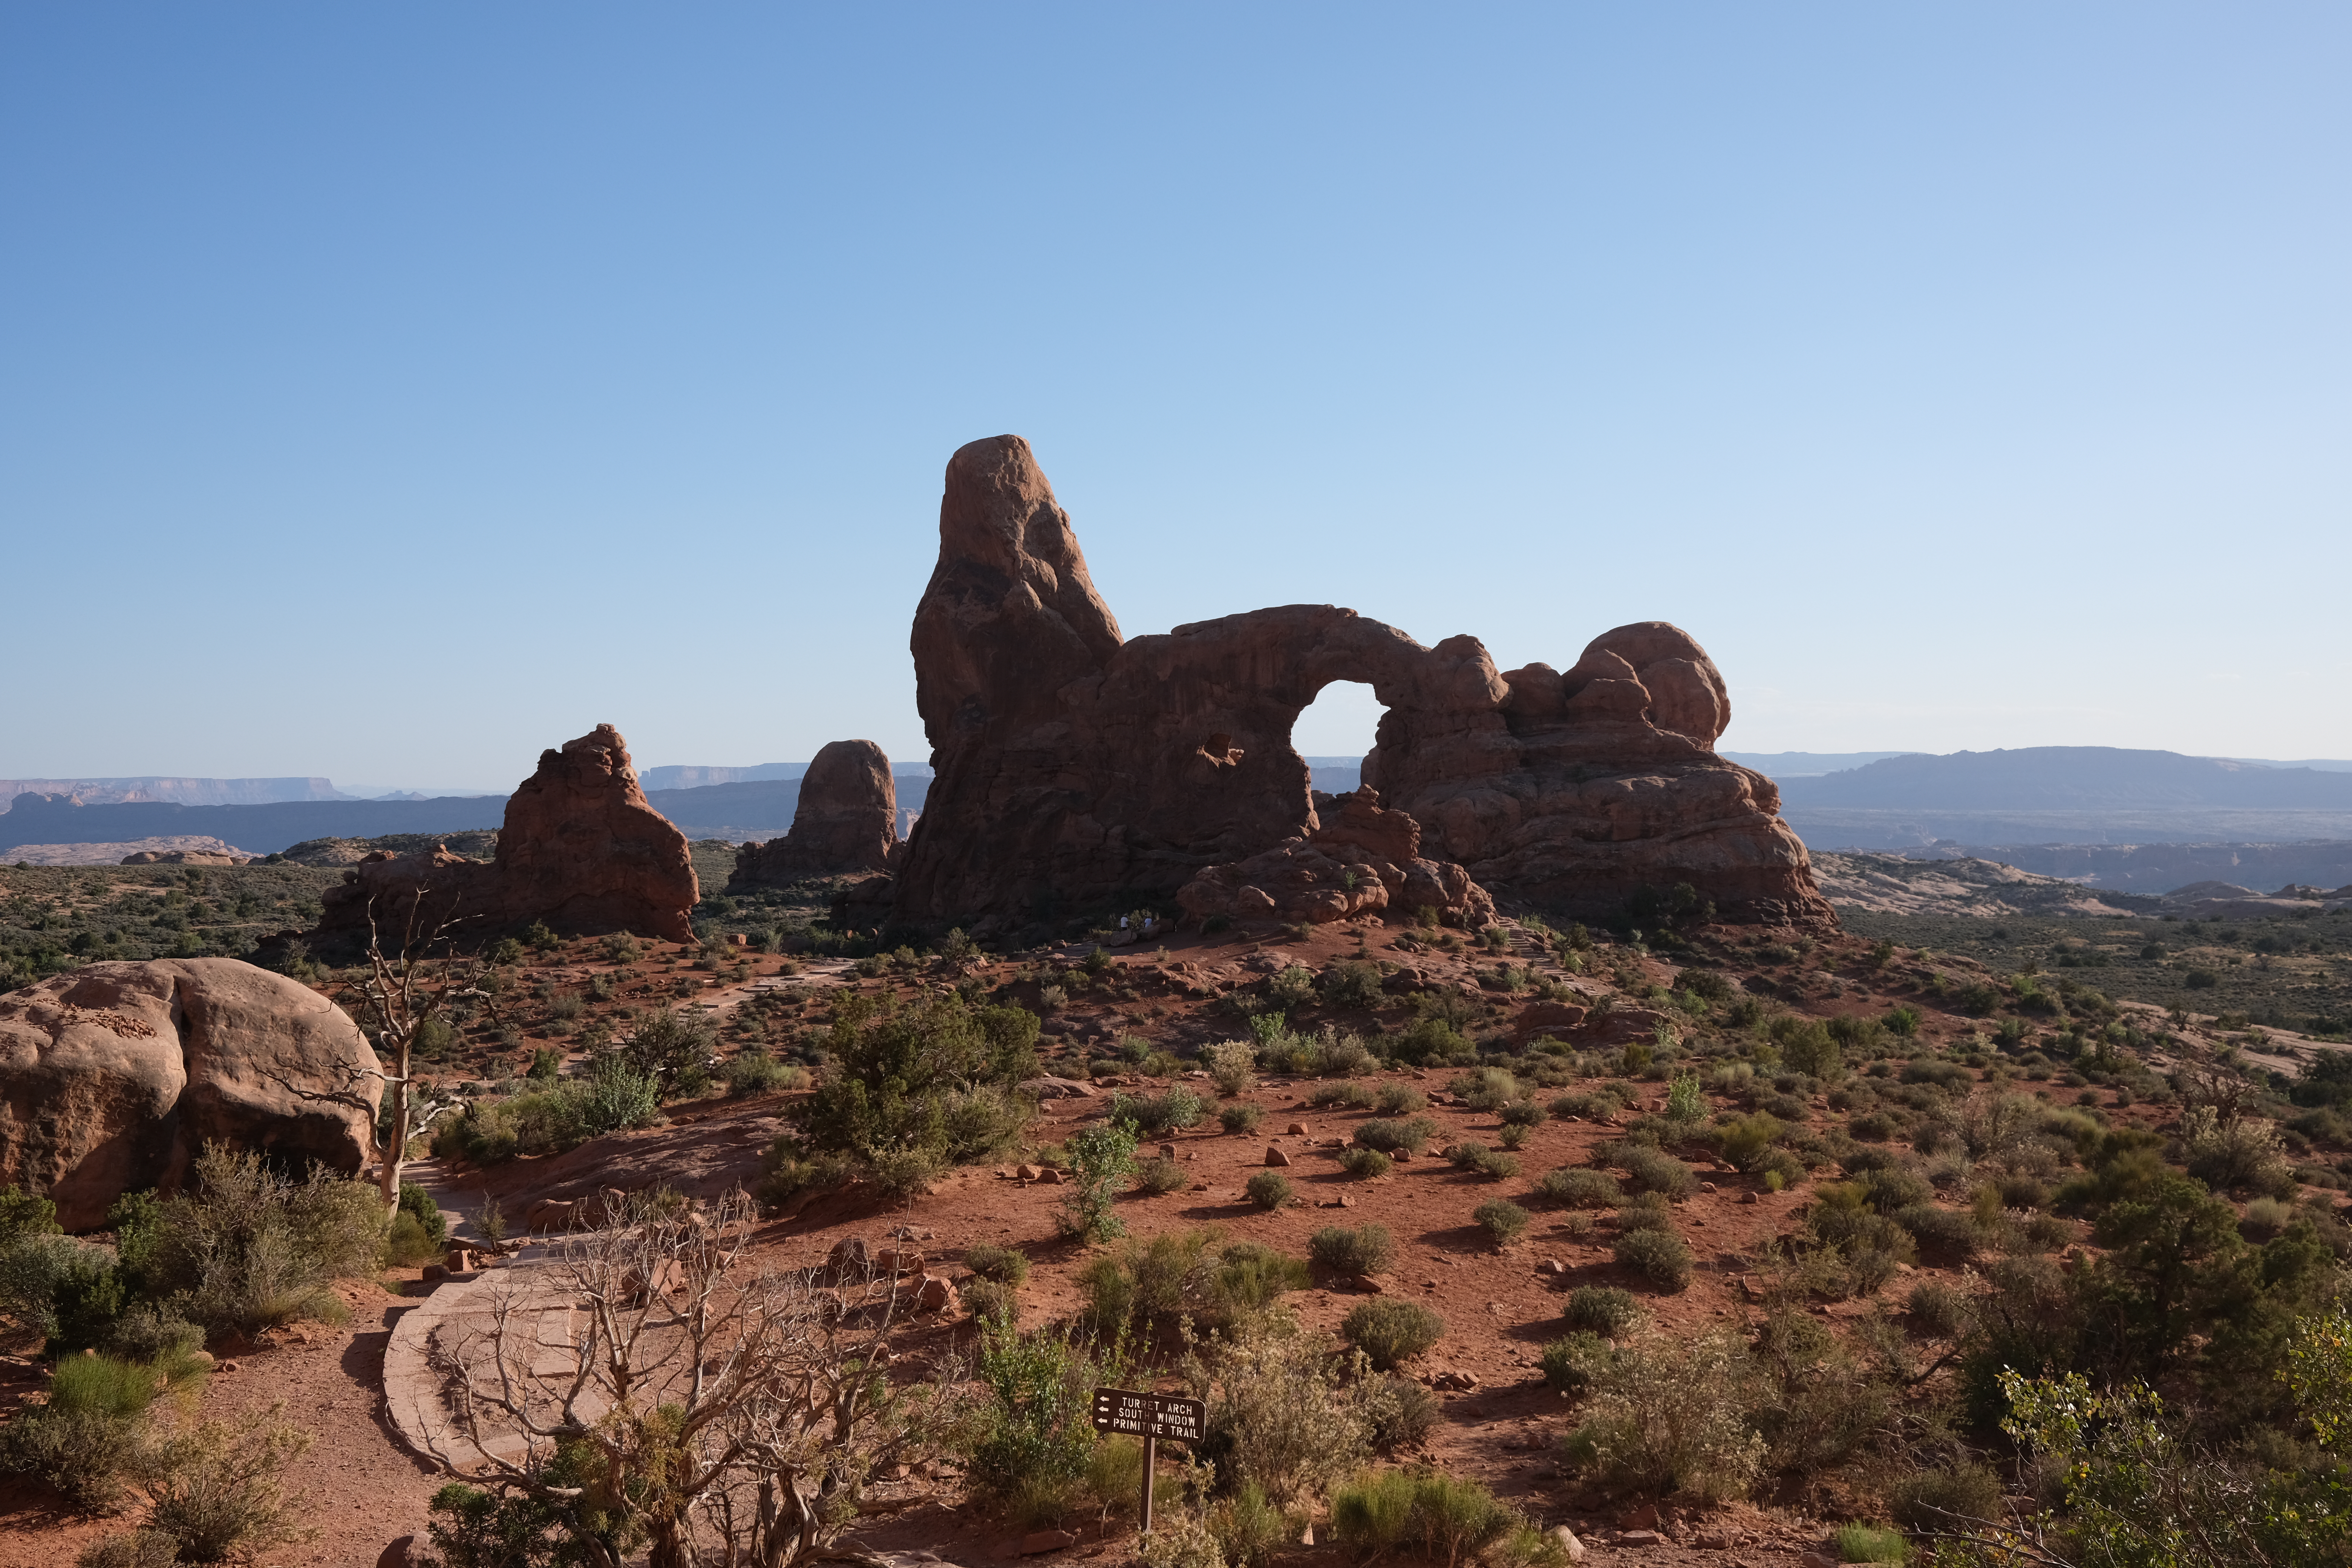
[5,5,2347,791]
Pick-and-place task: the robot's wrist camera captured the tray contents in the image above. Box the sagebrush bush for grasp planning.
[1116,1087,1210,1137]
[1474,1199,1530,1246]
[965,1243,1031,1286]
[1561,1285,1640,1336]
[1559,1331,1762,1501]
[147,1146,380,1337]
[1888,1461,2004,1533]
[1204,1040,1259,1097]
[1904,1277,1971,1338]
[1375,1083,1429,1116]
[1614,1228,1693,1292]
[1355,1375,1440,1453]
[1357,1116,1439,1154]
[1341,1147,1393,1179]
[1330,1468,1526,1566]
[1309,1224,1395,1277]
[962,1318,1130,1527]
[1221,1103,1266,1135]
[1539,1332,1611,1395]
[141,1407,315,1563]
[1134,1156,1190,1195]
[75,1533,180,1568]
[1536,1167,1622,1209]
[1619,1146,1696,1199]
[1183,1313,1369,1506]
[1246,1171,1295,1210]
[1341,1299,1446,1370]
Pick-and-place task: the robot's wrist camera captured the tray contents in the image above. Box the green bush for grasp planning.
[1375,1083,1429,1115]
[1833,1523,1908,1563]
[1204,1041,1258,1097]
[798,993,1040,1174]
[1474,1199,1530,1246]
[397,1182,447,1250]
[1341,1147,1393,1179]
[1887,1461,2004,1533]
[50,1354,161,1420]
[1536,1168,1622,1209]
[965,1243,1031,1286]
[1614,1228,1693,1291]
[75,1532,181,1568]
[1356,1374,1441,1453]
[1134,1156,1189,1195]
[1114,1087,1209,1137]
[723,1048,803,1095]
[1539,1332,1611,1395]
[1059,1120,1139,1242]
[1309,1223,1396,1277]
[1321,960,1388,1010]
[1330,1468,1524,1566]
[1559,1330,1762,1500]
[1562,1285,1641,1336]
[1446,1141,1520,1179]
[1356,1116,1438,1154]
[149,1145,383,1337]
[1213,1240,1312,1315]
[1220,1102,1266,1135]
[1619,1146,1696,1199]
[1498,1099,1548,1128]
[0,1404,143,1511]
[1341,1299,1446,1370]
[961,1318,1132,1527]
[385,1211,440,1267]
[1245,1170,1294,1210]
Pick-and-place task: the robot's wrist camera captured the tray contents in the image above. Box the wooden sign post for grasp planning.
[1090,1387,1207,1537]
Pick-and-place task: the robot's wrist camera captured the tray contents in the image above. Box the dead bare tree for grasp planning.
[268,896,504,1211]
[422,1192,945,1568]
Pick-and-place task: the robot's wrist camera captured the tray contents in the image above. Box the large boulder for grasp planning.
[891,436,1832,930]
[729,740,899,888]
[0,959,380,1230]
[1177,790,1495,926]
[314,725,697,945]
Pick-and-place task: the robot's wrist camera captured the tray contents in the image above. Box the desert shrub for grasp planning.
[962,1317,1132,1527]
[1059,1120,1140,1243]
[1497,1099,1548,1129]
[105,1303,204,1364]
[1375,1083,1429,1115]
[1321,960,1387,1010]
[1473,1199,1530,1246]
[1713,1110,1787,1173]
[1833,1524,1906,1563]
[1341,1299,1446,1370]
[1539,1332,1612,1395]
[1389,1015,1476,1067]
[1220,1102,1266,1135]
[1445,1141,1520,1179]
[1559,1331,1762,1500]
[1355,1374,1441,1453]
[1181,1312,1369,1508]
[2242,1196,2298,1242]
[140,1408,314,1563]
[384,1211,439,1267]
[1774,1018,1841,1080]
[723,1047,803,1095]
[1204,1041,1259,1097]
[799,993,1040,1173]
[2180,1106,2294,1195]
[1135,1156,1190,1195]
[1496,1123,1530,1152]
[964,1279,1019,1323]
[1264,965,1318,1011]
[1213,1241,1312,1316]
[1619,1146,1696,1199]
[1616,1191,1675,1234]
[1893,1204,1979,1260]
[1536,1167,1622,1209]
[1614,1228,1693,1291]
[1887,1461,2005,1533]
[753,1143,855,1210]
[1903,1278,1971,1340]
[75,1533,181,1568]
[1309,1223,1396,1277]
[1308,1081,1378,1110]
[1340,1147,1393,1179]
[142,1146,380,1337]
[397,1182,447,1251]
[1562,1285,1641,1336]
[1450,1067,1520,1111]
[1329,1468,1524,1566]
[1356,1116,1439,1154]
[1115,1086,1210,1137]
[1245,1171,1294,1210]
[0,1404,144,1510]
[965,1243,1031,1286]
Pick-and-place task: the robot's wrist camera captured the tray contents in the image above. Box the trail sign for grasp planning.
[1091,1388,1207,1535]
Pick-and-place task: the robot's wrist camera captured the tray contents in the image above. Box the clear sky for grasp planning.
[5,5,2347,792]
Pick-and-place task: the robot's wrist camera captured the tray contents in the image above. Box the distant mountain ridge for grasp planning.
[1776,747,2352,811]
[0,776,341,807]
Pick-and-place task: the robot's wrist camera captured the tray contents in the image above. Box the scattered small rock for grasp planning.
[1265,1146,1293,1167]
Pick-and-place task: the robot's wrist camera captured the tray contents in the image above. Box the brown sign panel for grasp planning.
[1090,1387,1207,1444]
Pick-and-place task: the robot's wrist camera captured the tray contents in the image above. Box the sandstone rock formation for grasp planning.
[729,740,898,888]
[314,725,696,945]
[1176,789,1496,926]
[893,435,1831,930]
[0,959,380,1230]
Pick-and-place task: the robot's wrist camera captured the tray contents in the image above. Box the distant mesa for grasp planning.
[299,724,698,948]
[0,836,256,868]
[884,434,1830,933]
[728,740,900,889]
